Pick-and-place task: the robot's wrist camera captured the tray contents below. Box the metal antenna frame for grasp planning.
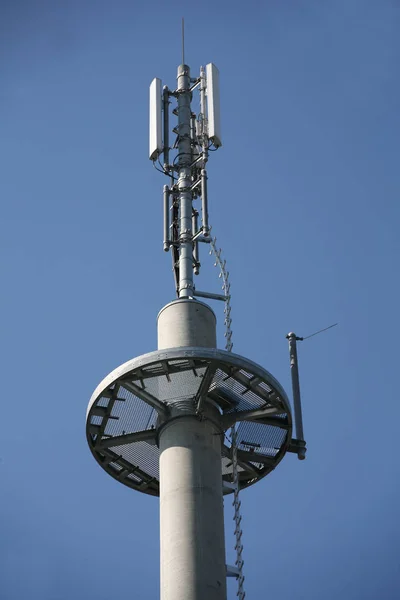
[152,60,224,302]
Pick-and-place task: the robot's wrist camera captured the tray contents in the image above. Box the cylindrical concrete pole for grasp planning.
[157,299,217,350]
[157,299,227,600]
[159,414,227,600]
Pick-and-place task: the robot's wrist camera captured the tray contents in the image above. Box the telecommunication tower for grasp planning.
[86,51,307,600]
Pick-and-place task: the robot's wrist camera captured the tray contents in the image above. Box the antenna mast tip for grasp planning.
[181,17,185,65]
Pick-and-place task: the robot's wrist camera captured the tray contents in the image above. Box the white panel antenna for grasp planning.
[206,63,222,148]
[149,77,163,160]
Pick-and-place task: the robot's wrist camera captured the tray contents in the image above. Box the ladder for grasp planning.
[229,425,246,599]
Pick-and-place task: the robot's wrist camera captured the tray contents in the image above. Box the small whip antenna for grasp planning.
[181,17,185,65]
[300,322,338,341]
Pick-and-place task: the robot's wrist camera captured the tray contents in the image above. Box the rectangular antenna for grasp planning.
[149,77,162,160]
[206,63,222,148]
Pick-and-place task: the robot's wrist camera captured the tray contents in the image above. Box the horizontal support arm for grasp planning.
[120,381,168,417]
[221,406,288,429]
[96,429,157,450]
[193,290,228,302]
[221,445,261,477]
[226,565,240,578]
[196,365,217,414]
[236,448,275,466]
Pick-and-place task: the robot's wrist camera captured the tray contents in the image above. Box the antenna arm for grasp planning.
[189,78,201,91]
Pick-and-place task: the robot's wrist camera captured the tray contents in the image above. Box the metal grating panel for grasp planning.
[103,388,157,437]
[237,421,287,458]
[142,365,207,404]
[111,441,159,481]
[97,396,110,407]
[87,347,292,496]
[209,368,272,413]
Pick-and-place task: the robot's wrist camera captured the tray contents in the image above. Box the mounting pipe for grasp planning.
[162,86,170,170]
[163,185,170,251]
[201,168,209,234]
[192,209,200,274]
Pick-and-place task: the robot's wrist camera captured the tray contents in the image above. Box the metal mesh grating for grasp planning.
[259,381,273,393]
[111,441,159,481]
[87,348,292,495]
[209,368,272,413]
[237,421,288,458]
[103,388,157,437]
[249,461,264,470]
[143,366,207,404]
[97,396,110,407]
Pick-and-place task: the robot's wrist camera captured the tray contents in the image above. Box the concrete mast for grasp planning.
[86,45,305,600]
[158,301,226,600]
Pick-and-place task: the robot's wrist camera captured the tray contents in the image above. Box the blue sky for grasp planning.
[1,1,399,598]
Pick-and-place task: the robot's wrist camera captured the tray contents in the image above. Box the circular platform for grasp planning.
[86,347,292,496]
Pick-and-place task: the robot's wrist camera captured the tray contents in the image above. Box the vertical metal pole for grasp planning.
[201,168,209,233]
[163,86,170,171]
[287,332,306,460]
[163,185,170,252]
[190,113,196,144]
[190,112,200,165]
[192,210,199,274]
[181,18,185,66]
[199,67,209,235]
[199,66,207,137]
[177,64,194,298]
[171,194,180,296]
